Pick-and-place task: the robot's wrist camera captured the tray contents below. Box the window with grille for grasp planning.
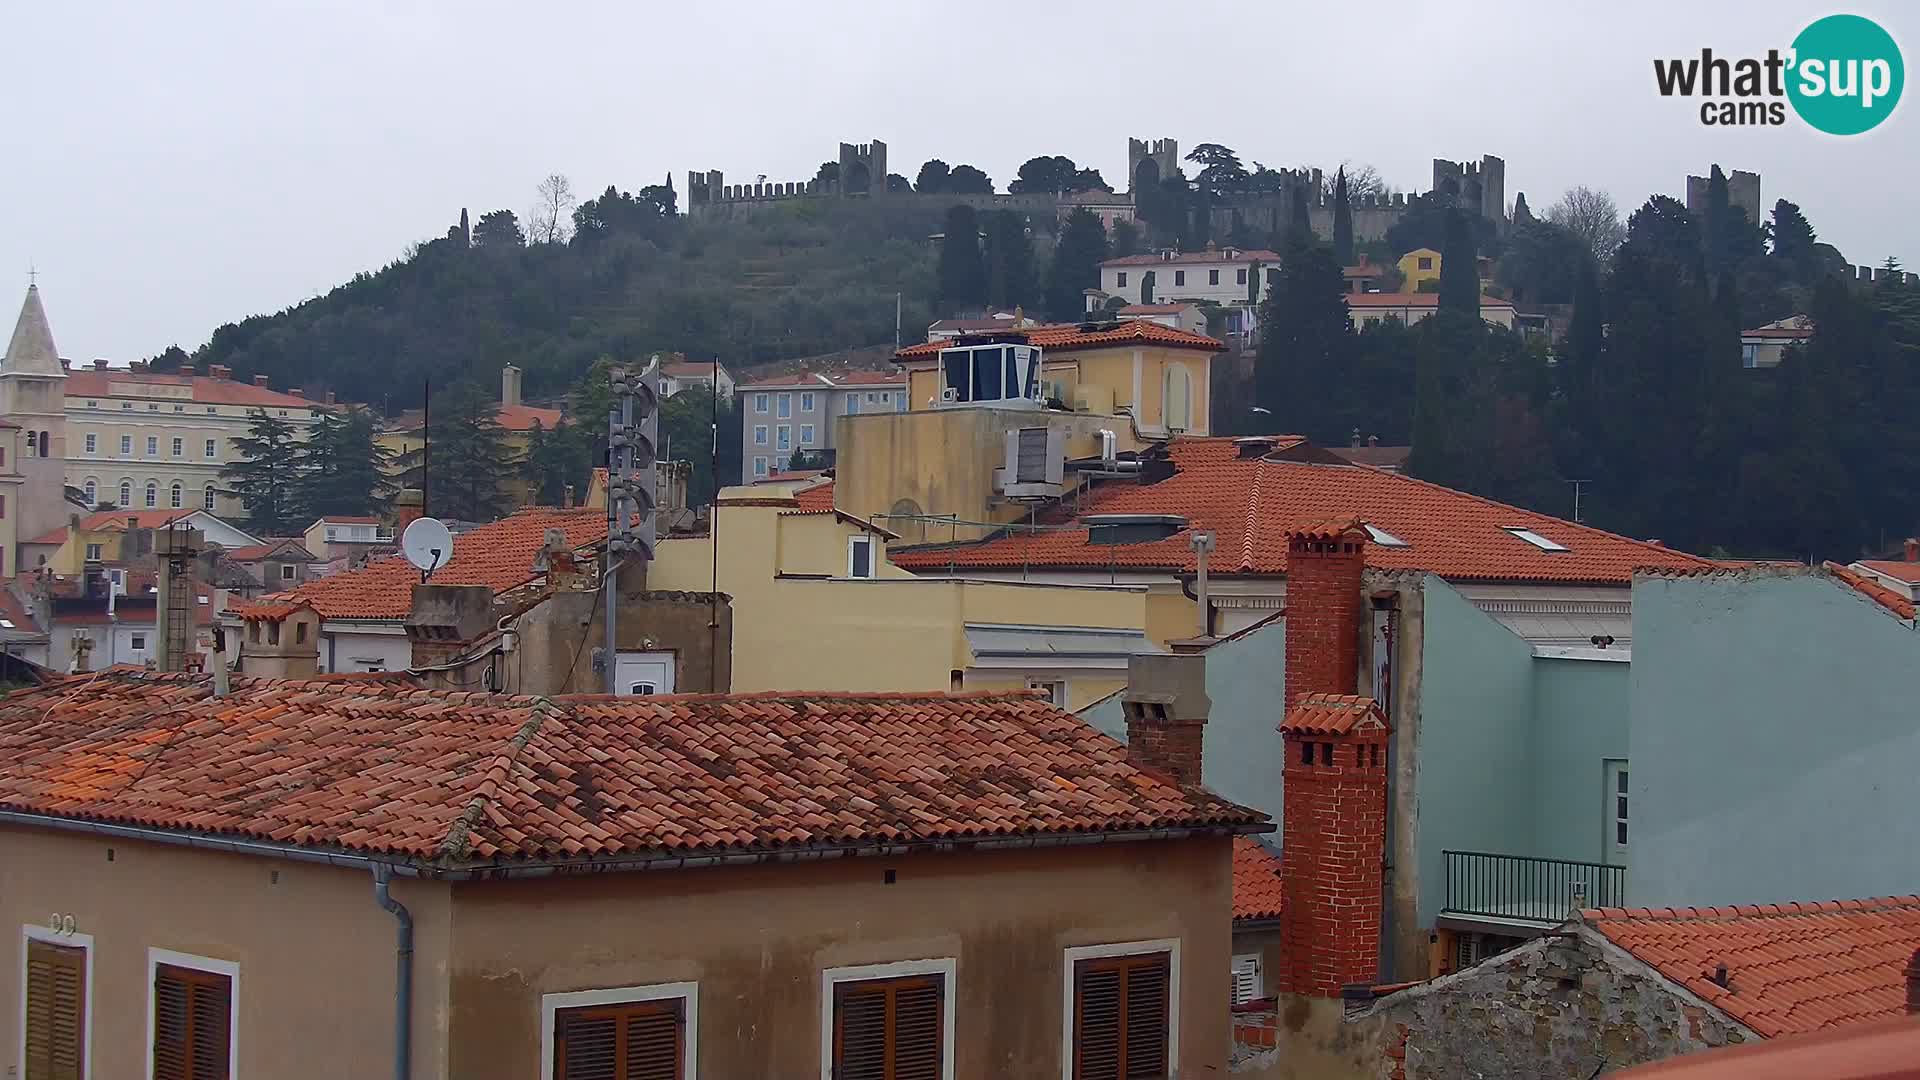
[832,974,944,1080]
[152,961,231,1080]
[24,938,87,1080]
[1072,952,1170,1079]
[553,998,684,1080]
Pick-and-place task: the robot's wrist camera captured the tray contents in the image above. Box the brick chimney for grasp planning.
[1121,653,1209,787]
[1907,947,1920,1015]
[501,364,523,408]
[207,364,230,380]
[1278,520,1389,998]
[252,374,270,387]
[1283,520,1367,710]
[394,488,424,531]
[1905,537,1918,563]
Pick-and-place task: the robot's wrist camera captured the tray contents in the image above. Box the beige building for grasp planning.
[0,670,1264,1079]
[0,285,77,576]
[1345,291,1517,329]
[1741,313,1813,369]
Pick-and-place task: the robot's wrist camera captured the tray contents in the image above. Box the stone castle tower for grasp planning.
[0,283,70,565]
[1431,155,1506,224]
[1128,137,1180,192]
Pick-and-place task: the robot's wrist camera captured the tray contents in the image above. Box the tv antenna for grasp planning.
[402,516,453,583]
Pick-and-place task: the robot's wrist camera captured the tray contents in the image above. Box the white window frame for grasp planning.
[145,947,239,1080]
[280,563,296,581]
[847,535,874,579]
[752,456,768,478]
[146,436,157,457]
[171,437,183,458]
[204,439,217,459]
[120,435,132,456]
[777,393,791,418]
[753,392,769,414]
[800,391,815,412]
[83,480,97,505]
[818,958,956,1080]
[799,424,814,446]
[776,425,790,451]
[539,981,698,1080]
[753,425,768,446]
[84,433,97,454]
[21,924,96,1080]
[1605,758,1630,865]
[846,395,861,416]
[1059,939,1180,1080]
[203,486,217,511]
[1026,677,1069,707]
[1505,526,1570,552]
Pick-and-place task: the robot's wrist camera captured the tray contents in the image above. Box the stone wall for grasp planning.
[1353,931,1751,1079]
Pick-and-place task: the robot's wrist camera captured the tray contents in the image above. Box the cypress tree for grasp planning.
[1438,209,1480,317]
[1045,208,1109,321]
[1332,168,1355,266]
[936,205,987,312]
[1289,180,1313,246]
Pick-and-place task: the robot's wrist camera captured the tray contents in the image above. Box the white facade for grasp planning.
[741,374,907,480]
[660,360,735,400]
[1098,249,1280,309]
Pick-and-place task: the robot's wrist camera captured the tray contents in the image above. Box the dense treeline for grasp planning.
[1249,167,1920,562]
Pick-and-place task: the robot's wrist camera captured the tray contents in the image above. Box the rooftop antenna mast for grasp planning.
[599,358,660,694]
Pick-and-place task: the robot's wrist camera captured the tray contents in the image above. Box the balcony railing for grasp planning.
[1442,850,1626,924]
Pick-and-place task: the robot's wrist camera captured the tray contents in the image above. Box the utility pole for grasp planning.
[601,359,660,694]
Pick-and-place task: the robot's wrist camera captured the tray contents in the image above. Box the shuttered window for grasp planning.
[24,939,86,1080]
[832,975,943,1080]
[1073,953,1170,1079]
[554,998,685,1080]
[153,963,232,1080]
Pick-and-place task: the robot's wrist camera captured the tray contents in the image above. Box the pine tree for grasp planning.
[937,205,987,312]
[1438,209,1480,317]
[427,380,515,522]
[1045,208,1108,321]
[220,410,306,535]
[294,409,395,520]
[1332,168,1355,267]
[1768,199,1819,282]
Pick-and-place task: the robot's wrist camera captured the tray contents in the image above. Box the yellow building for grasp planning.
[379,365,563,514]
[646,481,1153,708]
[1397,247,1443,292]
[837,320,1223,544]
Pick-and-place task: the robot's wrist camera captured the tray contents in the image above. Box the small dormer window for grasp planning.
[1505,527,1570,552]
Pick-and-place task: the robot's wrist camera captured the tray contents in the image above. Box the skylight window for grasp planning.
[1505,527,1570,552]
[1365,525,1410,548]
[0,618,14,628]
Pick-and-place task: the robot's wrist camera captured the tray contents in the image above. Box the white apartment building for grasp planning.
[61,360,323,518]
[1097,247,1282,308]
[739,370,907,481]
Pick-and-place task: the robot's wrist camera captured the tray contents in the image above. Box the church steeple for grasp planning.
[3,283,65,378]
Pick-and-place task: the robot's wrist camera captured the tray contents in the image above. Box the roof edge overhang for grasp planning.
[0,809,1271,881]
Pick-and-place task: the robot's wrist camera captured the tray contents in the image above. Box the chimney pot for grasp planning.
[252,374,270,386]
[1283,524,1368,712]
[563,484,576,509]
[208,364,230,380]
[1121,653,1209,788]
[501,364,523,409]
[93,358,108,370]
[289,388,304,398]
[1905,538,1918,563]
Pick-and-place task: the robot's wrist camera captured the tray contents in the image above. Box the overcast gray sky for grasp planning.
[8,0,1914,363]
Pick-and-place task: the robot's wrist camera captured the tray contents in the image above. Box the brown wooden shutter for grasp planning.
[24,939,86,1080]
[152,963,231,1080]
[554,1000,684,1080]
[832,975,944,1080]
[1073,953,1170,1080]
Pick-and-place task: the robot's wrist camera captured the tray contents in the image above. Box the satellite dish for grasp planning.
[402,517,454,575]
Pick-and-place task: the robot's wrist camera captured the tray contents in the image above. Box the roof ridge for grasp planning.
[554,688,1050,705]
[437,697,564,863]
[1582,894,1920,922]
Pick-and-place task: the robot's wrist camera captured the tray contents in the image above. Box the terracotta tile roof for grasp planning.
[660,359,721,378]
[1741,326,1815,340]
[889,437,1716,584]
[24,527,68,546]
[1103,249,1281,267]
[1118,303,1194,315]
[1855,559,1920,585]
[265,506,609,620]
[0,675,1266,868]
[63,369,319,409]
[738,369,907,389]
[28,509,216,546]
[793,480,835,513]
[895,319,1223,360]
[1584,897,1920,1039]
[1824,562,1917,620]
[311,515,382,526]
[229,601,310,622]
[224,539,312,562]
[1279,693,1388,736]
[1233,837,1285,920]
[1609,1015,1920,1079]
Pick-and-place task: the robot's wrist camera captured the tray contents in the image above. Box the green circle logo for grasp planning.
[1788,14,1903,135]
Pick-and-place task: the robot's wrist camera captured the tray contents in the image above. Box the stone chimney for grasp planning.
[501,364,523,408]
[325,390,337,405]
[236,602,321,678]
[393,488,424,531]
[405,583,494,671]
[92,358,108,371]
[1121,653,1209,787]
[1283,521,1367,710]
[252,374,270,387]
[1278,520,1389,999]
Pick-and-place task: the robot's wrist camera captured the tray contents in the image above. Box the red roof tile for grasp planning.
[229,601,310,622]
[266,506,609,620]
[495,404,565,431]
[895,320,1223,360]
[1584,897,1920,1039]
[890,437,1715,584]
[739,370,908,389]
[1279,693,1388,736]
[0,675,1266,867]
[1103,249,1281,267]
[1233,837,1285,920]
[1855,559,1920,585]
[793,480,835,513]
[63,369,319,409]
[1824,562,1917,620]
[1611,1015,1920,1078]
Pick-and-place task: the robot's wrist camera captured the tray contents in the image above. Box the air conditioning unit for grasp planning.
[999,426,1065,500]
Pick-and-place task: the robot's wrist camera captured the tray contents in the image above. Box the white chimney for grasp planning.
[501,364,523,408]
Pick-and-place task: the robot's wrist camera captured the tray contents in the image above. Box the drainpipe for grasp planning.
[372,864,413,1080]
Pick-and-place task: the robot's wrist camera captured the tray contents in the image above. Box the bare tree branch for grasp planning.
[1547,186,1626,263]
[530,173,576,245]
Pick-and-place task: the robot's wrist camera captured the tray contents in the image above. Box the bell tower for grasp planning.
[0,282,70,566]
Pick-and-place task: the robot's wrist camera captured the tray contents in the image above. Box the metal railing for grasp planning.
[1442,850,1626,923]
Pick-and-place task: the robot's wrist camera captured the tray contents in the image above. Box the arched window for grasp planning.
[145,481,158,508]
[169,482,183,509]
[24,431,35,454]
[39,430,50,457]
[1163,363,1193,433]
[83,479,97,505]
[119,480,132,507]
[203,485,217,511]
